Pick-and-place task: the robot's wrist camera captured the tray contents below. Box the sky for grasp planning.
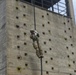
[73,0,76,22]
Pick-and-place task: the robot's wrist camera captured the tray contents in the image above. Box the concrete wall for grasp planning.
[0,0,6,75]
[5,0,76,75]
[68,0,75,24]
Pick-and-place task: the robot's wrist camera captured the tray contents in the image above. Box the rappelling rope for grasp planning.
[32,0,36,30]
[30,0,43,75]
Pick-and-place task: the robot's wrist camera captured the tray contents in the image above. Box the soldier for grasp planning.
[30,30,43,58]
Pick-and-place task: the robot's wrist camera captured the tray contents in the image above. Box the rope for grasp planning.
[41,58,43,75]
[32,0,36,30]
[31,0,43,75]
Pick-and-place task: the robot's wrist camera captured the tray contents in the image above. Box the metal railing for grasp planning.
[21,0,69,17]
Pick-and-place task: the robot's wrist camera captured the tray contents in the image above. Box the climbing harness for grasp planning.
[30,0,43,75]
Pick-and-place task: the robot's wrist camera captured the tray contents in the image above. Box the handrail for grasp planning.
[21,0,68,16]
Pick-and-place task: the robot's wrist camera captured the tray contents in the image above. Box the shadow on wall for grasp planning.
[29,56,39,75]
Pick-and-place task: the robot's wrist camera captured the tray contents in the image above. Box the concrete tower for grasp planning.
[0,0,76,75]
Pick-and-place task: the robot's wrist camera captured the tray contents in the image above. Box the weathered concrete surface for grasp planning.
[0,0,76,75]
[0,0,6,75]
